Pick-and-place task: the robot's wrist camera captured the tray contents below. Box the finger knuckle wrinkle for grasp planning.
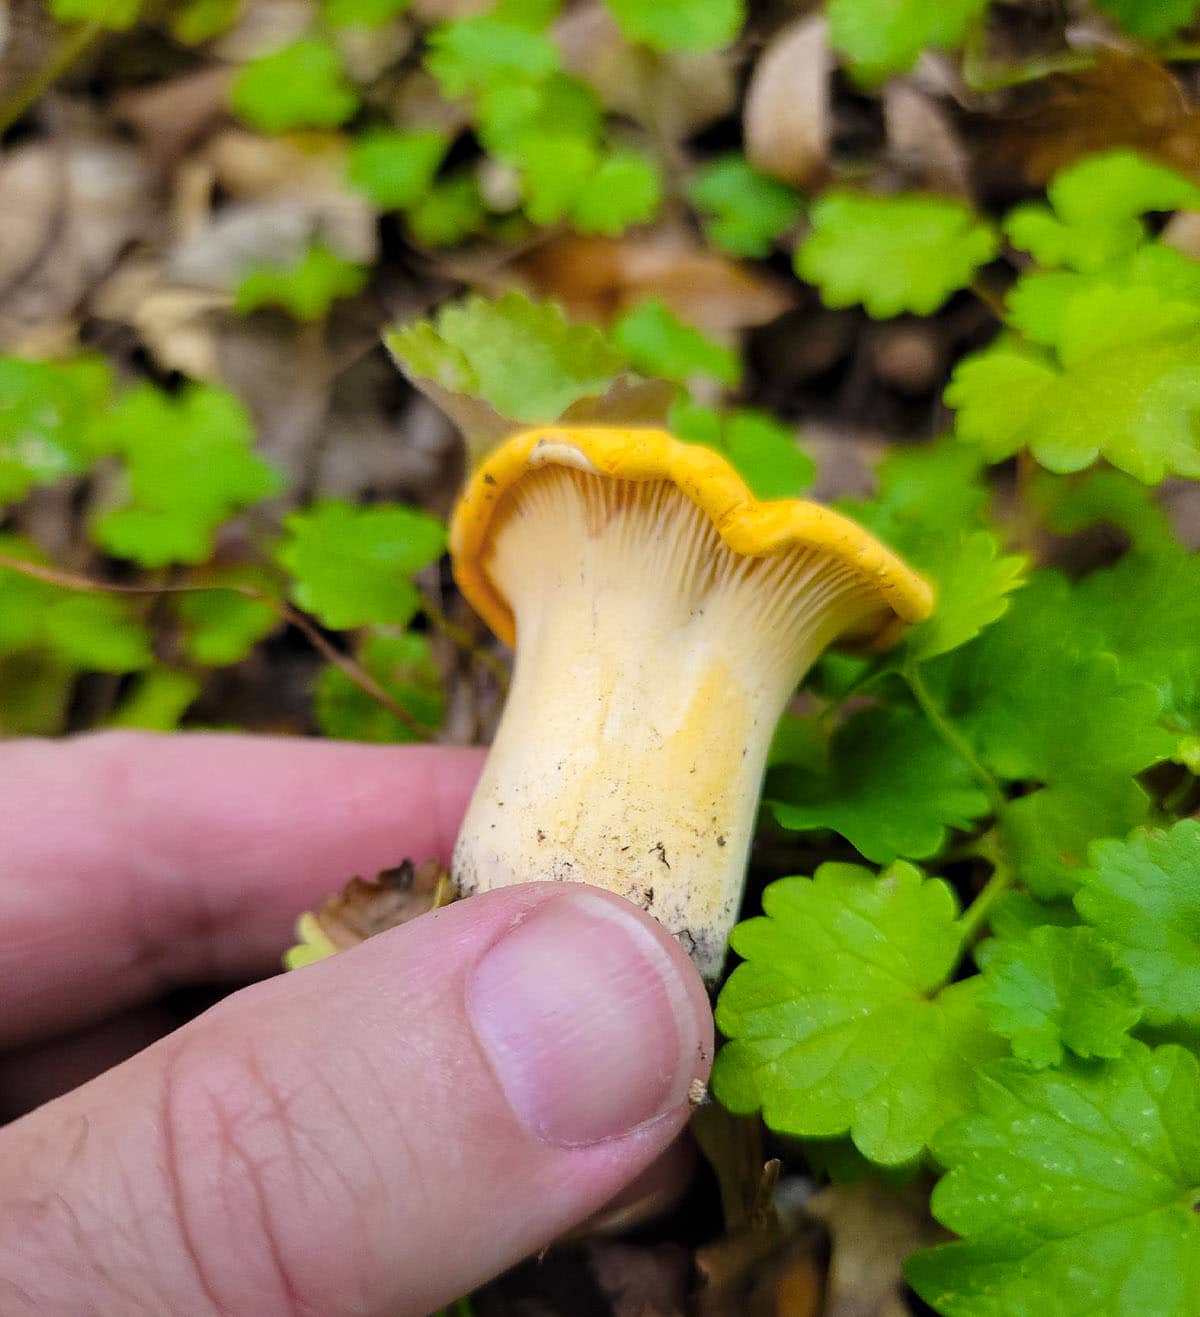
[162,1036,326,1316]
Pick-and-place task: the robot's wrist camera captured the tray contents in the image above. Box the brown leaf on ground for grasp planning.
[556,2,736,146]
[305,859,453,951]
[883,82,972,197]
[743,15,830,189]
[586,1240,691,1317]
[0,127,155,350]
[508,232,796,331]
[113,67,234,173]
[695,1209,825,1317]
[807,1178,946,1317]
[984,52,1200,188]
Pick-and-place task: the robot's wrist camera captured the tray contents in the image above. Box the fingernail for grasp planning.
[468,890,705,1148]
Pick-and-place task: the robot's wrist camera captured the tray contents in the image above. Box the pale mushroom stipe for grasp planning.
[449,426,933,983]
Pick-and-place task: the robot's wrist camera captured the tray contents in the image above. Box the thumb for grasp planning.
[0,884,713,1317]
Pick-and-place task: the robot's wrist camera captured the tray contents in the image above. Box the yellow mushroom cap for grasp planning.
[449,425,934,649]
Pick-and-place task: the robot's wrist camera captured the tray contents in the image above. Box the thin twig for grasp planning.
[420,589,510,692]
[0,554,436,737]
[0,19,106,137]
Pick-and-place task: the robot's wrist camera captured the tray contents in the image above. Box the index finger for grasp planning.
[0,731,483,1047]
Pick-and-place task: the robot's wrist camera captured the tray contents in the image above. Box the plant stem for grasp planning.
[970,278,1007,321]
[904,662,1016,953]
[0,19,105,137]
[904,662,1008,820]
[955,831,1014,950]
[0,554,436,737]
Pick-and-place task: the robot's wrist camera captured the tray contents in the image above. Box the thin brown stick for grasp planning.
[420,589,511,692]
[0,554,435,737]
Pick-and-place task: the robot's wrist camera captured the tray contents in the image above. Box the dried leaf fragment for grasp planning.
[284,859,452,968]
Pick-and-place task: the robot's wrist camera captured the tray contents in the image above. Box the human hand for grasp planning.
[0,733,713,1316]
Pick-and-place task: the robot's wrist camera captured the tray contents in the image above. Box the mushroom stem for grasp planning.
[451,452,908,982]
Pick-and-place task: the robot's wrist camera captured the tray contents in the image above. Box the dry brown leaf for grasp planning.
[587,1240,691,1317]
[91,259,228,379]
[807,1178,945,1317]
[113,67,234,172]
[1163,210,1200,261]
[210,0,314,61]
[695,1212,825,1317]
[0,131,155,350]
[743,14,831,188]
[556,2,736,145]
[201,128,377,261]
[985,52,1200,188]
[883,82,971,197]
[335,18,414,85]
[508,232,795,331]
[305,859,452,951]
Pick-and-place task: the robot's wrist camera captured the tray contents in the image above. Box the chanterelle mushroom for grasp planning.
[450,426,932,982]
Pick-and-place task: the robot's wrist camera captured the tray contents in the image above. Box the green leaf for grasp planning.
[49,0,141,29]
[770,704,990,864]
[0,536,58,655]
[670,399,815,500]
[827,0,989,82]
[1003,776,1150,901]
[844,437,992,550]
[978,925,1142,1068]
[315,631,443,742]
[903,530,1026,664]
[612,300,741,387]
[44,594,153,672]
[386,291,625,425]
[797,191,998,318]
[0,652,74,736]
[1004,204,1144,273]
[1005,150,1200,274]
[1096,0,1200,39]
[1076,820,1200,1028]
[276,501,445,630]
[231,39,358,133]
[906,1044,1200,1317]
[425,16,558,98]
[949,289,1200,483]
[168,0,240,43]
[235,243,367,321]
[0,355,110,503]
[841,440,1025,662]
[934,572,1173,787]
[518,135,598,225]
[176,574,279,667]
[405,173,487,246]
[719,410,814,500]
[569,150,662,235]
[1008,245,1200,348]
[714,861,1004,1166]
[1073,540,1200,763]
[91,384,281,567]
[686,155,801,259]
[478,73,601,161]
[603,0,744,51]
[1053,149,1200,226]
[324,0,410,27]
[106,669,202,730]
[347,130,449,210]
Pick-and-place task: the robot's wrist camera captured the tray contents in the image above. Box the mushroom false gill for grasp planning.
[450,428,932,983]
